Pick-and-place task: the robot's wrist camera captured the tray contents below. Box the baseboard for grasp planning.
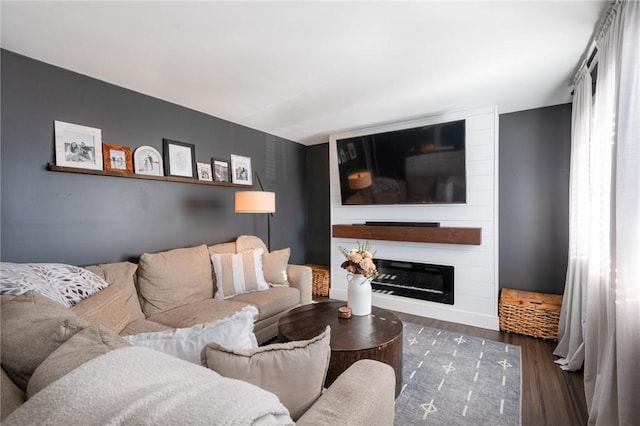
[329,288,500,331]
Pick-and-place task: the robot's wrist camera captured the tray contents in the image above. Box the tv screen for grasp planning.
[337,119,466,205]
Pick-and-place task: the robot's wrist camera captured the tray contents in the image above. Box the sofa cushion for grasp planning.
[147,298,250,328]
[71,284,132,334]
[235,235,268,253]
[120,319,173,336]
[211,248,269,299]
[27,325,130,398]
[1,368,25,421]
[0,262,108,307]
[263,247,291,286]
[137,244,213,316]
[202,326,331,421]
[230,286,300,320]
[125,306,258,364]
[0,291,91,391]
[208,241,237,255]
[83,261,144,321]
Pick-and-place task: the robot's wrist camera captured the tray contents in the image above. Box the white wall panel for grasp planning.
[330,106,499,330]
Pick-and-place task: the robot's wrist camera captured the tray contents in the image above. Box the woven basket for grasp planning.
[498,289,562,341]
[306,264,330,296]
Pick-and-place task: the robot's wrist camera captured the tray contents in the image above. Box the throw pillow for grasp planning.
[0,262,109,307]
[27,325,130,398]
[201,326,331,421]
[210,248,269,299]
[137,244,214,316]
[262,247,290,287]
[124,305,259,364]
[0,291,92,391]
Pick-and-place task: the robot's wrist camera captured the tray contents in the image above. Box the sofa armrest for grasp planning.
[297,359,396,425]
[286,264,312,305]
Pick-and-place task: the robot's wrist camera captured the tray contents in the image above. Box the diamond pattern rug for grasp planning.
[394,322,522,425]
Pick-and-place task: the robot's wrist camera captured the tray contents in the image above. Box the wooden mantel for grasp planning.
[332,224,482,245]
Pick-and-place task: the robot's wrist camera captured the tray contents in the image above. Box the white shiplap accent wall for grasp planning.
[329,106,499,330]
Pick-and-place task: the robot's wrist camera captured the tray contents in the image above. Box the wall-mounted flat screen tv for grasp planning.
[336,119,466,205]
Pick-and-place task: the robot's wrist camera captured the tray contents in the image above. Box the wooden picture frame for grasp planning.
[230,154,252,185]
[197,162,213,181]
[133,145,163,176]
[212,158,230,182]
[54,120,103,170]
[163,139,196,178]
[102,143,133,173]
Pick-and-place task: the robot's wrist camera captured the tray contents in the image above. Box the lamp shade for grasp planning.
[348,171,372,190]
[235,191,276,213]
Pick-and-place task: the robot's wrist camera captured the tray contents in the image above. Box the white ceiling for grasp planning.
[1,1,607,145]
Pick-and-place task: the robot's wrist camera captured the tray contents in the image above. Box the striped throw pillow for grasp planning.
[211,249,269,299]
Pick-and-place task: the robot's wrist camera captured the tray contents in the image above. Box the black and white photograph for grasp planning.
[339,148,348,164]
[212,158,230,182]
[102,143,132,173]
[197,162,213,181]
[230,154,252,185]
[133,145,163,176]
[163,138,196,178]
[54,120,103,170]
[347,142,357,160]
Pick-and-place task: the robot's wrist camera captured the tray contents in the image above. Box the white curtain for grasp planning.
[556,1,640,425]
[553,66,591,371]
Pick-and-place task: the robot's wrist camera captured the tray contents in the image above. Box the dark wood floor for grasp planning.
[314,297,587,426]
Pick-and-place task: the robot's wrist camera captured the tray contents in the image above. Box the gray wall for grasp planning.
[305,144,330,264]
[1,50,307,265]
[305,105,572,294]
[499,104,571,295]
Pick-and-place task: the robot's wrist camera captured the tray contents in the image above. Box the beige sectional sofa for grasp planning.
[0,236,397,424]
[75,235,312,344]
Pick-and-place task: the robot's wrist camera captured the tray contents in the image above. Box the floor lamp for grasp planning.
[234,174,276,251]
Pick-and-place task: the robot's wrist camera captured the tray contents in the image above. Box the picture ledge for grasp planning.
[47,163,253,188]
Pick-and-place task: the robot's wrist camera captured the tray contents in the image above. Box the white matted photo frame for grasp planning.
[197,162,213,181]
[54,120,103,170]
[103,143,133,173]
[163,138,196,178]
[133,145,163,176]
[212,158,230,182]
[230,154,252,185]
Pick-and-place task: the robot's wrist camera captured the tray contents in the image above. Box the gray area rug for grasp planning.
[394,322,522,425]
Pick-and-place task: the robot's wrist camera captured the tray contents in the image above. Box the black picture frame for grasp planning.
[163,138,196,178]
[212,157,230,182]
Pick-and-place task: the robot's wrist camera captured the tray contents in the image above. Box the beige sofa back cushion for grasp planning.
[0,291,91,391]
[137,244,213,317]
[83,261,144,321]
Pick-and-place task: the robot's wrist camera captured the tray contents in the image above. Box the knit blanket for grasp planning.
[5,346,293,425]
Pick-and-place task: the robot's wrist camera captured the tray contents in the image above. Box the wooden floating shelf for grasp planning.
[332,224,482,245]
[47,163,252,188]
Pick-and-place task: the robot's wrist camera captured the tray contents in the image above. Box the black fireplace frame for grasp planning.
[371,259,454,305]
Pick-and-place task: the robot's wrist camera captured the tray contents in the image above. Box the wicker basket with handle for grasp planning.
[306,264,330,296]
[498,288,563,341]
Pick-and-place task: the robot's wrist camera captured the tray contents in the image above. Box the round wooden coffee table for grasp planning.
[278,301,403,397]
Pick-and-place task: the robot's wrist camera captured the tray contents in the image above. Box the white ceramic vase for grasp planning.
[347,273,372,316]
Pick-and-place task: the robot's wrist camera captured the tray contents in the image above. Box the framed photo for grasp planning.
[102,143,133,173]
[197,162,213,181]
[347,142,357,160]
[163,139,196,178]
[133,145,163,176]
[212,158,230,182]
[54,120,103,170]
[230,154,252,185]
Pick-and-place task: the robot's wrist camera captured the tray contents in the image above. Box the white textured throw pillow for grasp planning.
[0,262,109,307]
[124,306,259,364]
[211,249,269,299]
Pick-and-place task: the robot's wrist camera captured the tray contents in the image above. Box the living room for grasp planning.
[1,1,638,425]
